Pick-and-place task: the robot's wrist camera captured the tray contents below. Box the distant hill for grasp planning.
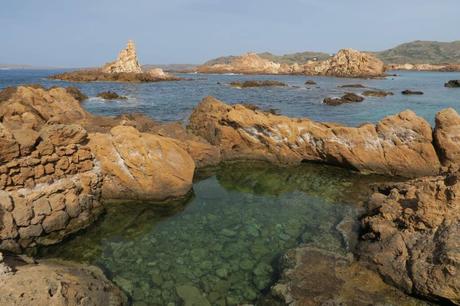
[203,51,330,66]
[202,41,460,66]
[373,40,460,64]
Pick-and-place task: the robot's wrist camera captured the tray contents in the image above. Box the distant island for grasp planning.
[199,40,460,72]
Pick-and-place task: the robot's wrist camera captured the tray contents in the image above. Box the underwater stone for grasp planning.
[176,285,211,306]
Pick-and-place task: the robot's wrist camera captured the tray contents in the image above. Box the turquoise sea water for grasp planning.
[1,69,459,126]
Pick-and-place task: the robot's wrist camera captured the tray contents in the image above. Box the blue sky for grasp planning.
[1,0,459,67]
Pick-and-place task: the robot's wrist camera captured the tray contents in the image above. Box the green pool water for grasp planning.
[38,162,391,305]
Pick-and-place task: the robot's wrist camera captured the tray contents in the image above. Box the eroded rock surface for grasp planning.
[88,125,195,201]
[188,97,440,177]
[303,48,385,78]
[434,108,460,168]
[359,174,460,304]
[271,247,428,306]
[102,40,142,74]
[0,254,127,306]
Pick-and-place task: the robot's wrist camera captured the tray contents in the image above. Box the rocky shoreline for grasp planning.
[1,84,459,304]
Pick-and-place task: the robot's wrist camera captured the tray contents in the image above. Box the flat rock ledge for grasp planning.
[0,252,127,306]
[188,96,448,177]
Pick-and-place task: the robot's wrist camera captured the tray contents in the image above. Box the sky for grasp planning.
[1,0,459,67]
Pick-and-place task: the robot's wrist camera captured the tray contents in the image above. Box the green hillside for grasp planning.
[374,40,460,64]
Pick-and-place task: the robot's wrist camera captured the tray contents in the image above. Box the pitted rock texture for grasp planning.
[0,254,127,306]
[188,97,441,177]
[359,174,460,304]
[88,125,195,201]
[102,40,143,74]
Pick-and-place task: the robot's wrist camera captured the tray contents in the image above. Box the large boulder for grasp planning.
[0,86,89,131]
[303,49,385,78]
[359,174,460,304]
[88,125,195,201]
[188,97,440,177]
[434,108,460,168]
[102,40,142,74]
[0,254,127,306]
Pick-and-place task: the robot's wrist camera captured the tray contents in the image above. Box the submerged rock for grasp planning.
[304,80,317,85]
[229,80,287,88]
[402,89,424,95]
[362,90,394,97]
[359,174,460,304]
[338,84,366,88]
[96,91,127,100]
[323,92,364,105]
[176,285,211,306]
[0,254,127,305]
[189,96,441,177]
[271,247,428,305]
[445,80,460,88]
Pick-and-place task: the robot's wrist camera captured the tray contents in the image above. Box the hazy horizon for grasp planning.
[1,0,460,67]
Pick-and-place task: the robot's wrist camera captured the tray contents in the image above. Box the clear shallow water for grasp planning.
[38,162,389,305]
[1,69,460,126]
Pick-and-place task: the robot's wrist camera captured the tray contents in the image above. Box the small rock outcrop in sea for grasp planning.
[102,40,143,74]
[303,48,385,78]
[229,80,287,88]
[362,90,394,97]
[323,92,364,105]
[49,41,179,83]
[338,83,366,88]
[188,97,441,177]
[387,63,460,72]
[96,91,127,100]
[197,49,385,78]
[402,89,424,95]
[0,253,127,305]
[305,80,317,85]
[445,80,460,88]
[359,174,460,304]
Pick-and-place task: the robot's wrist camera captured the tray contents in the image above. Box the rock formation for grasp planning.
[50,41,180,82]
[102,40,142,74]
[0,253,127,305]
[359,174,460,304]
[387,63,460,72]
[434,108,460,168]
[323,92,364,106]
[445,80,460,88]
[88,125,195,201]
[188,96,441,177]
[303,49,385,78]
[197,49,385,78]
